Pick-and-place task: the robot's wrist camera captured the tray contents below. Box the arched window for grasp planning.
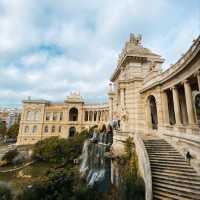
[52,126,55,133]
[58,126,62,133]
[148,95,158,130]
[85,111,88,121]
[69,127,76,137]
[94,111,97,121]
[24,126,29,133]
[34,111,40,121]
[69,107,78,121]
[32,125,37,133]
[27,111,32,120]
[44,125,48,133]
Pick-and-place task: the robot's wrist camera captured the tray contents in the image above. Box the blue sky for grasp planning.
[0,0,199,107]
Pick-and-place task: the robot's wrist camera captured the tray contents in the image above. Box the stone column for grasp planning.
[184,80,195,125]
[96,111,99,122]
[162,91,170,125]
[172,86,182,125]
[109,97,113,121]
[197,71,200,91]
[120,88,125,108]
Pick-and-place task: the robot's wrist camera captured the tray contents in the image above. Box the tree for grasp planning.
[7,123,20,139]
[0,121,7,138]
[33,130,89,164]
[0,183,13,200]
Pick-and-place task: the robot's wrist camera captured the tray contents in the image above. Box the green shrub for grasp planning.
[33,130,89,164]
[0,183,13,200]
[16,170,74,200]
[2,149,19,164]
[6,123,20,139]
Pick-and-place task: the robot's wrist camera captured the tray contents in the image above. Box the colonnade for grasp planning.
[84,110,109,122]
[162,71,200,127]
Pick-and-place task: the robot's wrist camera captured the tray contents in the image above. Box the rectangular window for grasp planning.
[58,126,62,133]
[46,112,51,121]
[60,112,63,121]
[53,112,57,121]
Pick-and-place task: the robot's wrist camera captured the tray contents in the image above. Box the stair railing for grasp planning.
[134,132,152,200]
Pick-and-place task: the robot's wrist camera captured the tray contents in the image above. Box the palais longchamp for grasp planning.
[17,33,200,199]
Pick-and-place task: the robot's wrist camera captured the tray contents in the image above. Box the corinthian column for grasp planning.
[120,88,125,108]
[184,80,195,125]
[162,91,170,125]
[196,71,200,91]
[109,97,113,121]
[172,86,182,125]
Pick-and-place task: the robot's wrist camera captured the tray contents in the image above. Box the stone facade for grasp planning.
[17,92,109,145]
[109,33,200,173]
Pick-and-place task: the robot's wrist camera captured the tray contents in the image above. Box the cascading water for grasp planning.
[80,130,113,192]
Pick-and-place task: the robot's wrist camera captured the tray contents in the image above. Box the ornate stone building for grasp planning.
[109,33,200,168]
[17,92,109,145]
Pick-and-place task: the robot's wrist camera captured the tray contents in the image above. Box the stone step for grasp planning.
[150,161,193,169]
[151,166,197,176]
[153,184,200,200]
[153,181,200,195]
[146,149,179,153]
[149,154,184,159]
[150,156,187,164]
[144,143,171,146]
[145,144,171,146]
[150,159,187,164]
[153,177,200,190]
[153,186,199,200]
[152,174,200,186]
[144,137,200,199]
[152,171,200,181]
[153,190,190,200]
[148,152,181,156]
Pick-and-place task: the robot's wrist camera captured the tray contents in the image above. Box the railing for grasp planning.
[134,133,152,200]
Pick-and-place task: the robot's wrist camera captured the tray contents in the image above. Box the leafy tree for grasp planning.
[16,169,101,200]
[0,183,13,200]
[33,130,89,164]
[0,121,7,138]
[119,137,145,200]
[7,123,20,139]
[16,170,74,200]
[1,149,19,164]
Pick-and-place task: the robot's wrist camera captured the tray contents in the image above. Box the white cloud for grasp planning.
[0,0,199,107]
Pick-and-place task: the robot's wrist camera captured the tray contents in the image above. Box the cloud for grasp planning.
[0,0,199,107]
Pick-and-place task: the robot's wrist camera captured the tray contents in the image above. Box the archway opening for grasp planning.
[195,93,200,126]
[148,95,158,130]
[69,107,78,121]
[69,127,76,137]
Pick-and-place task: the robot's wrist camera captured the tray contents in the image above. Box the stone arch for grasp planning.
[69,126,76,137]
[147,95,158,130]
[69,107,78,121]
[194,92,200,126]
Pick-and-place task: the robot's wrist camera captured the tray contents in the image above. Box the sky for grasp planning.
[0,0,199,107]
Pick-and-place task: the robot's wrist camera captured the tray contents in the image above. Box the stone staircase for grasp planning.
[143,138,200,200]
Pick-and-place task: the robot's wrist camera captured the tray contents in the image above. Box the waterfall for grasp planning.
[79,130,113,192]
[80,140,89,174]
